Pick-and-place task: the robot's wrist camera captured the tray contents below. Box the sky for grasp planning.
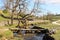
[40,0,60,14]
[0,0,4,7]
[0,0,60,16]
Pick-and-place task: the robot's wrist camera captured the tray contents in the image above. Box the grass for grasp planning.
[0,21,60,40]
[52,30,60,40]
[27,21,60,40]
[0,24,17,29]
[0,30,13,40]
[2,12,22,18]
[5,24,17,28]
[28,20,60,40]
[2,12,11,16]
[37,23,60,40]
[38,23,60,29]
[0,12,60,40]
[0,16,7,21]
[3,30,13,38]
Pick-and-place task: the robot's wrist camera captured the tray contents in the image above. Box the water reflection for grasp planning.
[24,34,44,40]
[13,31,55,40]
[24,34,55,40]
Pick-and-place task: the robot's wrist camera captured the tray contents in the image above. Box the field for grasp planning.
[39,23,60,40]
[0,12,60,40]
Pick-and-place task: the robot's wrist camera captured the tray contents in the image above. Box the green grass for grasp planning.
[1,12,60,40]
[52,30,60,40]
[38,23,60,29]
[3,30,13,38]
[37,23,60,40]
[2,12,22,18]
[0,30,13,40]
[0,21,60,40]
[2,12,11,16]
[28,21,60,40]
[27,21,60,40]
[5,24,17,28]
[0,16,7,21]
[0,24,17,29]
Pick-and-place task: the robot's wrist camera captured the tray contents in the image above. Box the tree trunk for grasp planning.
[11,11,14,25]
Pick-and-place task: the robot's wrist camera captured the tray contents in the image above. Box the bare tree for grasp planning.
[19,0,41,28]
[4,0,22,25]
[3,0,41,28]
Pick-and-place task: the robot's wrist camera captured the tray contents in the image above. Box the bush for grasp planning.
[3,30,13,38]
[3,9,8,14]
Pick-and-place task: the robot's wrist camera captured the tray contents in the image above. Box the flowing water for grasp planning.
[24,34,45,40]
[13,32,45,40]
